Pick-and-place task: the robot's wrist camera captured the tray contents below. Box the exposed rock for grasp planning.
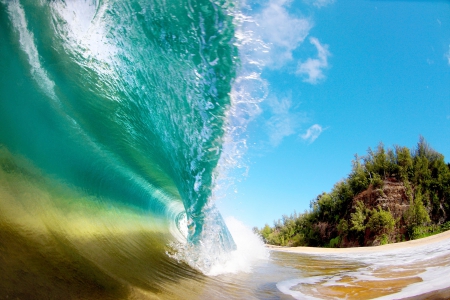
[343,178,411,247]
[353,178,409,220]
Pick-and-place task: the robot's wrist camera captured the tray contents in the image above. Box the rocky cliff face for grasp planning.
[342,178,411,247]
[353,178,409,220]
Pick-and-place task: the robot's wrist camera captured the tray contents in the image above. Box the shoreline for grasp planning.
[268,230,450,300]
[266,229,450,254]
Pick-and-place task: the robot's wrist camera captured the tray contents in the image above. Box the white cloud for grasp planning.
[265,95,302,146]
[304,0,335,8]
[255,0,312,68]
[300,124,323,143]
[297,37,330,84]
[239,1,332,147]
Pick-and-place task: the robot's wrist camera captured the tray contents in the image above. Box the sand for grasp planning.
[267,230,450,300]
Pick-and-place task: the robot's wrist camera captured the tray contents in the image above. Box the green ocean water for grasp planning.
[0,0,237,242]
[0,0,239,296]
[3,1,450,299]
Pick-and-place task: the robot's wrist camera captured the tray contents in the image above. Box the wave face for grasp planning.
[0,0,237,243]
[0,0,240,294]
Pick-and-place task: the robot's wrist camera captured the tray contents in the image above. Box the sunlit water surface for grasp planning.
[1,1,450,299]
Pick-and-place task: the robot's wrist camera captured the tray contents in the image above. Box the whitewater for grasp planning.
[1,0,450,299]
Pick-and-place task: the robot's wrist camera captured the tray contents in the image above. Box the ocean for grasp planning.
[1,1,450,299]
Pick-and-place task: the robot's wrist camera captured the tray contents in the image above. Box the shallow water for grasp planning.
[271,242,450,300]
[2,196,450,300]
[1,1,450,299]
[191,235,450,300]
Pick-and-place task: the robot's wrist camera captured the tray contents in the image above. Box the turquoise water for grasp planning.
[0,0,241,293]
[0,0,237,246]
[2,1,450,299]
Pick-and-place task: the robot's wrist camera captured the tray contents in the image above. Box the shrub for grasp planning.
[367,206,395,235]
[442,222,450,232]
[404,188,430,228]
[380,234,389,245]
[329,236,341,248]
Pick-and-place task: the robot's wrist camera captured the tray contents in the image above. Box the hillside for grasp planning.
[256,137,450,247]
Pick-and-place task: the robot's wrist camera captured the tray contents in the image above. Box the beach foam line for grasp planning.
[272,230,450,299]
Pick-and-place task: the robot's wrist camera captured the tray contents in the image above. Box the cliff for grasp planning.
[342,179,409,246]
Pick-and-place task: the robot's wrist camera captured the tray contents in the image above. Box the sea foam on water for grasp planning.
[205,216,269,276]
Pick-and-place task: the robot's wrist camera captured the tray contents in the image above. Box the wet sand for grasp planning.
[269,230,450,300]
[267,230,450,254]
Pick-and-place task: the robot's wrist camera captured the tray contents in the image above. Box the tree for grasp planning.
[349,154,370,194]
[330,180,354,218]
[350,201,367,232]
[395,145,413,180]
[371,142,390,178]
[257,138,449,247]
[387,148,399,177]
[367,207,395,235]
[413,155,431,188]
[405,188,430,229]
[415,136,440,161]
[337,219,349,237]
[259,224,272,242]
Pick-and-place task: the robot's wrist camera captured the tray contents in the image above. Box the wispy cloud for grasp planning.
[297,37,330,84]
[255,0,312,68]
[304,0,335,8]
[242,0,331,148]
[265,95,304,146]
[300,124,324,143]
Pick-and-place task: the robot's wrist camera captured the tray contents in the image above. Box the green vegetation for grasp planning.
[255,137,450,247]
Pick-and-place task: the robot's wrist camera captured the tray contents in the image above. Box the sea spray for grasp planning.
[208,216,269,275]
[168,215,269,275]
[164,2,272,273]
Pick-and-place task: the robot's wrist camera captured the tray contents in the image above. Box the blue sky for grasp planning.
[217,0,450,228]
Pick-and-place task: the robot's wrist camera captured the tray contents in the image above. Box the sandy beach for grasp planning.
[266,230,450,300]
[267,230,450,254]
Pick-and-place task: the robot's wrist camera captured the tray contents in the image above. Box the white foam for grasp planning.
[4,0,57,101]
[50,0,118,64]
[210,6,268,205]
[206,216,269,276]
[276,278,324,300]
[169,216,269,276]
[276,236,450,299]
